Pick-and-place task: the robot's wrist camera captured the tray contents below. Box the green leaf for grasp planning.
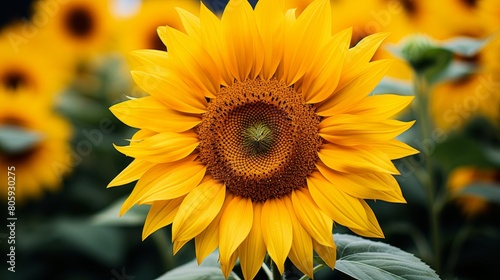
[155,251,239,280]
[0,125,44,154]
[371,77,413,96]
[440,36,490,57]
[459,184,500,205]
[432,61,476,84]
[90,196,150,226]
[333,234,440,280]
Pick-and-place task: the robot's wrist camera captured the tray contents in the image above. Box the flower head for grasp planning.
[109,0,417,278]
[0,90,73,204]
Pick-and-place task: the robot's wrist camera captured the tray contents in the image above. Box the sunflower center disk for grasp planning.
[198,78,322,202]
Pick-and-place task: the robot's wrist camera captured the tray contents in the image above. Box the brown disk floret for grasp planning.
[198,78,322,202]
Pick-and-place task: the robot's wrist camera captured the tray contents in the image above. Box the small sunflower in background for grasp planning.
[0,22,69,104]
[479,0,500,33]
[430,37,500,132]
[108,0,418,278]
[114,0,200,54]
[33,0,115,64]
[0,90,73,204]
[330,0,416,80]
[447,167,500,217]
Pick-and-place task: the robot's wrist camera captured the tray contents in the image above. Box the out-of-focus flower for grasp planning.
[108,0,417,278]
[114,0,200,55]
[33,0,115,64]
[0,90,73,204]
[430,37,500,132]
[448,167,500,217]
[330,0,415,80]
[0,22,69,104]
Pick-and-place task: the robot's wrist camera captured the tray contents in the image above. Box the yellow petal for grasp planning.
[139,162,206,203]
[110,96,201,132]
[221,0,263,81]
[261,197,293,274]
[254,0,285,80]
[238,202,267,280]
[308,172,384,237]
[129,49,170,68]
[131,70,207,114]
[142,197,184,240]
[114,130,199,163]
[302,28,351,104]
[342,32,390,83]
[107,159,154,188]
[316,163,406,203]
[368,139,419,160]
[319,116,415,146]
[318,144,400,174]
[347,94,414,120]
[317,59,393,116]
[313,239,336,269]
[157,26,220,97]
[282,0,331,85]
[200,3,233,86]
[221,250,238,279]
[283,194,314,278]
[172,178,225,241]
[173,239,190,255]
[195,194,233,265]
[175,7,200,41]
[292,188,335,247]
[219,196,253,267]
[349,201,384,238]
[119,155,197,215]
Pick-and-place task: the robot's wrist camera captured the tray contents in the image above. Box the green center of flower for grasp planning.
[197,78,322,202]
[243,122,274,155]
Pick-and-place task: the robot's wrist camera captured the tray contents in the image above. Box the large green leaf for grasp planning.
[155,251,239,280]
[459,183,500,205]
[334,234,440,280]
[0,125,44,154]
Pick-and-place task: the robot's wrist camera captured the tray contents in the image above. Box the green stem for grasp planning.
[262,262,273,280]
[270,260,283,280]
[151,229,174,270]
[414,74,442,274]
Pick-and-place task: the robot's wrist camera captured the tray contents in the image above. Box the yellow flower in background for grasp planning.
[448,167,500,217]
[399,0,488,39]
[330,0,415,80]
[479,0,500,33]
[33,0,115,62]
[115,0,200,54]
[0,23,69,104]
[0,90,73,204]
[430,37,500,132]
[109,0,417,278]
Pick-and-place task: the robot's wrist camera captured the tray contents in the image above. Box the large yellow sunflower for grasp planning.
[109,0,417,278]
[0,90,73,204]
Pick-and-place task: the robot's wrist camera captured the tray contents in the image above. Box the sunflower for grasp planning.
[115,0,200,54]
[109,0,417,278]
[447,167,500,217]
[430,37,500,132]
[0,22,69,104]
[330,0,415,80]
[33,0,114,62]
[0,90,73,204]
